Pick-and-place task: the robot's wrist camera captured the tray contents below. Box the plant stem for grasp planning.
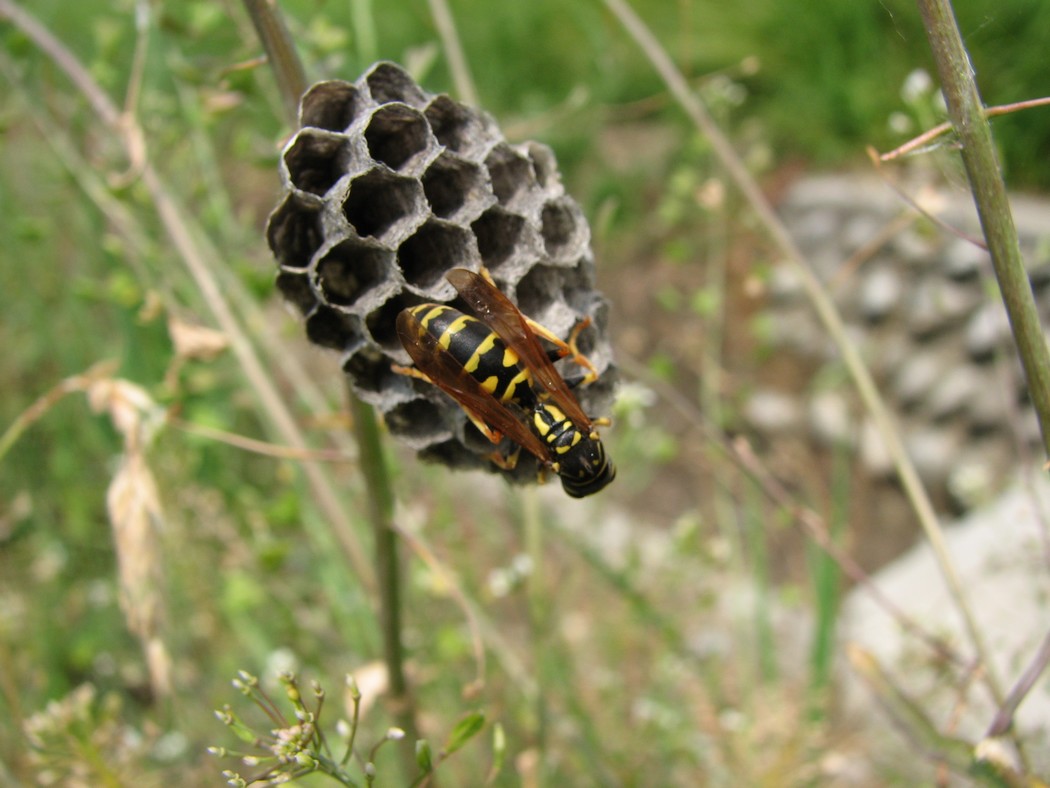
[426,0,478,106]
[916,0,1050,461]
[242,0,307,122]
[242,0,419,768]
[521,488,549,785]
[350,393,419,754]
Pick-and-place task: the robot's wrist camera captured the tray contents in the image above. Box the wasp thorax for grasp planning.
[267,62,617,488]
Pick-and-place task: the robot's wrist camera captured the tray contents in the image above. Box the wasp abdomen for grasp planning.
[407,304,533,406]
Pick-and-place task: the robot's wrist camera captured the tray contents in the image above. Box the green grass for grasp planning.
[2,0,1048,784]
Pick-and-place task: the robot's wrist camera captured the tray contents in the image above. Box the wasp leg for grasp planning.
[525,315,599,385]
[490,444,555,487]
[487,443,521,470]
[391,363,433,383]
[474,265,599,384]
[393,363,506,445]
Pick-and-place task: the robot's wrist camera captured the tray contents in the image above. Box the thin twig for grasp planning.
[866,147,988,250]
[986,628,1050,738]
[167,417,353,462]
[880,96,1050,161]
[426,0,478,106]
[242,0,308,123]
[917,0,1050,464]
[603,0,1003,711]
[0,361,119,464]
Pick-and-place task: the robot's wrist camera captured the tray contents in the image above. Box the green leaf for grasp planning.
[443,711,485,756]
[490,723,506,775]
[415,739,433,772]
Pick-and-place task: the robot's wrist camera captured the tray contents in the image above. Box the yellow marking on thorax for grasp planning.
[545,404,567,422]
[534,411,552,437]
[555,432,581,454]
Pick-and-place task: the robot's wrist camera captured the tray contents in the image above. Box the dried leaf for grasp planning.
[87,378,163,449]
[106,449,169,698]
[107,453,163,634]
[168,316,229,362]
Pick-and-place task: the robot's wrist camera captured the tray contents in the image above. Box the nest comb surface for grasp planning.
[267,62,617,484]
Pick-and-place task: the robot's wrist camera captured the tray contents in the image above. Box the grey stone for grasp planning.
[839,475,1050,775]
[907,278,981,337]
[903,424,962,484]
[858,417,894,477]
[767,263,806,304]
[891,227,939,268]
[842,213,884,254]
[965,301,1012,359]
[925,365,983,420]
[773,175,1050,510]
[790,208,841,249]
[859,265,902,321]
[891,350,949,407]
[947,438,1011,510]
[808,389,855,448]
[968,370,1012,429]
[942,236,990,281]
[744,389,803,434]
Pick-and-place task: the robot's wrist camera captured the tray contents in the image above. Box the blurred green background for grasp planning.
[2,0,1048,784]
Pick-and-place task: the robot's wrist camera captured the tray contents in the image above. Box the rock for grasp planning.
[890,349,949,407]
[965,301,1012,360]
[968,370,1012,429]
[907,279,981,338]
[839,475,1050,776]
[858,417,894,477]
[946,438,1011,510]
[891,226,938,268]
[744,389,803,434]
[859,265,902,322]
[842,213,884,254]
[808,389,855,447]
[903,424,962,484]
[773,174,1050,512]
[767,263,806,304]
[925,365,983,420]
[942,237,990,281]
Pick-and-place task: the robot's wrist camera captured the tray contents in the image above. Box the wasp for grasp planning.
[395,268,615,497]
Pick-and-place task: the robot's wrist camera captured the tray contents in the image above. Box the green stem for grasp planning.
[242,0,308,124]
[349,392,417,748]
[521,488,548,786]
[916,0,1050,462]
[242,0,419,772]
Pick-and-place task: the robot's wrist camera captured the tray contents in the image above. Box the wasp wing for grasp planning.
[396,309,553,465]
[446,269,593,429]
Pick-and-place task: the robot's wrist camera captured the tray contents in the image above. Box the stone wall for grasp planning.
[747,174,1050,510]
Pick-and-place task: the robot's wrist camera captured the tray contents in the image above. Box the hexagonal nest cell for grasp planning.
[266,61,617,489]
[342,170,424,242]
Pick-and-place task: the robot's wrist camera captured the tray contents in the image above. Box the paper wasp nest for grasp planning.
[266,62,616,483]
